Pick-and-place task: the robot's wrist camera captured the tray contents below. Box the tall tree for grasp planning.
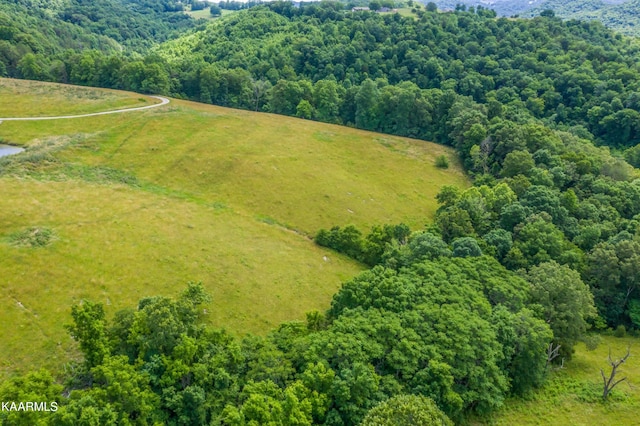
[361,395,453,426]
[526,261,597,359]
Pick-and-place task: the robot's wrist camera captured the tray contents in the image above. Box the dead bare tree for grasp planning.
[478,136,493,173]
[546,342,562,370]
[601,346,631,400]
[252,79,270,112]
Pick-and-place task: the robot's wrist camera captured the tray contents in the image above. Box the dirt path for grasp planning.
[0,96,170,122]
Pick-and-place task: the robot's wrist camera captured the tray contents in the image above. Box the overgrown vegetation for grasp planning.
[435,154,449,169]
[7,227,55,248]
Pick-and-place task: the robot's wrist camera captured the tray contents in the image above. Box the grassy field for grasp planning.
[185,7,234,20]
[473,335,640,426]
[0,78,468,377]
[0,96,467,235]
[395,7,420,18]
[0,178,360,377]
[0,79,150,117]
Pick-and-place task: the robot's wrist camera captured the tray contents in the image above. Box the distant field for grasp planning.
[0,79,151,117]
[473,335,640,426]
[395,7,420,18]
[0,79,468,377]
[185,7,234,20]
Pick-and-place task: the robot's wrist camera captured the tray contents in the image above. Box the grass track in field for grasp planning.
[0,98,468,234]
[473,336,640,426]
[0,78,152,117]
[0,78,469,377]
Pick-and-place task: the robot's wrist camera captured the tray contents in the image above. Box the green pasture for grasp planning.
[0,178,360,377]
[395,7,419,18]
[0,96,468,235]
[185,6,213,19]
[0,78,467,377]
[0,79,149,117]
[185,7,234,20]
[474,335,640,426]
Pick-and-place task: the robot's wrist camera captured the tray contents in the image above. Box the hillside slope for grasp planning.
[529,0,640,37]
[0,79,467,376]
[0,0,200,80]
[426,0,541,16]
[429,0,640,36]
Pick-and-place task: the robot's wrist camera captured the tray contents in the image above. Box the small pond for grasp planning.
[0,144,24,158]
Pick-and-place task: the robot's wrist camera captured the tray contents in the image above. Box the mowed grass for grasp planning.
[0,79,468,377]
[0,78,152,117]
[473,336,640,426]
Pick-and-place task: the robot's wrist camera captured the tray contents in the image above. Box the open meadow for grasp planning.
[0,79,468,377]
[0,79,151,117]
[185,7,235,20]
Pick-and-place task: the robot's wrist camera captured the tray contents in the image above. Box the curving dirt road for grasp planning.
[0,96,170,122]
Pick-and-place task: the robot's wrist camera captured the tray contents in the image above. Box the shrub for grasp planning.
[614,325,626,338]
[435,154,449,169]
[583,334,602,351]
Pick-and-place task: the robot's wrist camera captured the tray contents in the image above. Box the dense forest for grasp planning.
[56,0,201,50]
[0,0,205,86]
[0,0,201,62]
[2,1,640,424]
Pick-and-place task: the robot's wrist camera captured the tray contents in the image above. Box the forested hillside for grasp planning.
[0,0,118,78]
[429,0,640,36]
[427,0,541,16]
[56,0,201,49]
[2,2,640,424]
[154,5,640,149]
[529,0,640,37]
[424,0,640,36]
[0,0,201,79]
[9,3,638,151]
